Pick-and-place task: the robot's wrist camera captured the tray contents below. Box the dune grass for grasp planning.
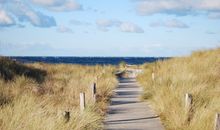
[0,57,117,130]
[137,48,220,130]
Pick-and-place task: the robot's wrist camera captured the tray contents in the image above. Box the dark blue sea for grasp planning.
[9,57,169,65]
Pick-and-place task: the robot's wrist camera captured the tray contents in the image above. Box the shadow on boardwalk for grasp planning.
[105,116,160,124]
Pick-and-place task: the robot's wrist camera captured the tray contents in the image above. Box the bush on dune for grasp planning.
[0,57,47,83]
[137,48,220,130]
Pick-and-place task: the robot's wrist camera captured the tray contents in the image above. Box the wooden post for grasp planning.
[80,93,85,112]
[214,113,220,130]
[185,93,193,123]
[152,72,155,81]
[185,93,193,111]
[63,111,70,123]
[91,83,97,103]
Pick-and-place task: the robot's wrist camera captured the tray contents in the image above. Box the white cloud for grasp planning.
[70,19,91,26]
[150,19,189,28]
[0,9,15,27]
[0,0,82,28]
[31,0,62,6]
[96,19,112,27]
[1,0,56,28]
[96,19,144,33]
[57,25,73,33]
[136,0,220,16]
[120,22,144,33]
[96,19,119,27]
[164,19,188,28]
[31,0,82,12]
[96,19,121,32]
[22,11,56,27]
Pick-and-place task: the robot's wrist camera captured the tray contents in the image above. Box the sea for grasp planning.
[8,57,169,65]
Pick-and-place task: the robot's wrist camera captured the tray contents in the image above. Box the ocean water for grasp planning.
[9,57,169,65]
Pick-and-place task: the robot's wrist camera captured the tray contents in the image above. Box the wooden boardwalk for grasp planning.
[104,77,164,130]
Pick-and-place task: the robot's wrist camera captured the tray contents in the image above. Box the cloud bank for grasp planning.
[136,0,220,18]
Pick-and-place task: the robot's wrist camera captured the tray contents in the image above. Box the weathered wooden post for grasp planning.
[214,113,220,130]
[152,72,155,81]
[185,93,193,111]
[91,83,97,103]
[185,93,193,123]
[80,93,85,112]
[63,111,70,123]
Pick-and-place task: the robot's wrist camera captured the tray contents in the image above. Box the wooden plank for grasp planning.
[214,113,220,130]
[80,93,85,112]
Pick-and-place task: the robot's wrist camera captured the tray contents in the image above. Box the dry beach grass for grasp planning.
[137,48,220,130]
[0,57,117,130]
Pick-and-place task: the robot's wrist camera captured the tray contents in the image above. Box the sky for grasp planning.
[0,0,220,57]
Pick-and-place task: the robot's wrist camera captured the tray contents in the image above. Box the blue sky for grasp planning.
[0,0,219,56]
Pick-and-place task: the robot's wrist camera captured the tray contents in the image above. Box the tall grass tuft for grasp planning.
[0,57,117,130]
[137,48,220,130]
